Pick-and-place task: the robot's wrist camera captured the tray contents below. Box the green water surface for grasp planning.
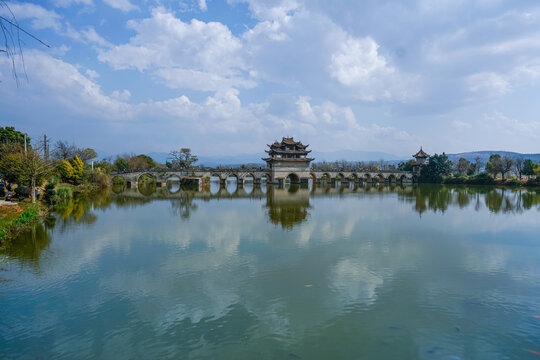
[1,183,540,359]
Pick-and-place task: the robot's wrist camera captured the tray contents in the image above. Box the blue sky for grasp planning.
[1,0,540,157]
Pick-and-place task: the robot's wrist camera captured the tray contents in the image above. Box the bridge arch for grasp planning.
[210,173,224,181]
[166,174,182,182]
[375,173,385,183]
[242,173,257,183]
[399,174,407,184]
[112,175,126,185]
[387,174,396,183]
[320,173,332,183]
[286,173,300,184]
[363,173,371,183]
[137,172,156,185]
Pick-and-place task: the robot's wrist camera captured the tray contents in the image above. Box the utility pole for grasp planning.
[44,134,49,160]
[24,134,27,156]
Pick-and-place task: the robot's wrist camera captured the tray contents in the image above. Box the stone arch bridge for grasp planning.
[111,169,415,187]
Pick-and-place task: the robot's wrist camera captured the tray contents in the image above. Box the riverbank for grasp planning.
[441,174,540,187]
[0,201,48,246]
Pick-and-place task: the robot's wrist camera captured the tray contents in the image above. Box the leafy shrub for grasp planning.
[13,209,38,225]
[443,176,467,184]
[87,170,111,188]
[503,179,522,187]
[525,177,540,187]
[14,187,30,197]
[56,186,73,200]
[48,175,60,186]
[465,173,495,185]
[43,183,57,205]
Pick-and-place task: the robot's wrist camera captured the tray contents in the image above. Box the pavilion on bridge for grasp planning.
[263,137,314,184]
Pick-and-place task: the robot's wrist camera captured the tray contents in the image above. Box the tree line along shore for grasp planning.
[1,126,539,243]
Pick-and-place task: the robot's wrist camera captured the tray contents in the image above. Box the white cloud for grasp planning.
[101,0,138,12]
[241,5,418,103]
[228,0,301,21]
[98,7,248,91]
[329,36,417,102]
[85,69,100,79]
[2,2,62,31]
[0,50,135,120]
[80,27,112,47]
[466,72,512,97]
[52,0,94,7]
[111,89,131,101]
[452,119,472,132]
[198,0,208,11]
[483,112,540,140]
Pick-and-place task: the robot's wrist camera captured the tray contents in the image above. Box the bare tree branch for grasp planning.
[0,0,50,86]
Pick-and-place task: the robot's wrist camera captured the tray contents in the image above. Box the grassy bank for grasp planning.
[442,174,540,187]
[0,202,48,245]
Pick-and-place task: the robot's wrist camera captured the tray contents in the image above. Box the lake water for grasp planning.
[1,183,540,359]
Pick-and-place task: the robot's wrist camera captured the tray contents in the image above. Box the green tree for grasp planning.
[128,154,156,169]
[94,159,114,174]
[523,159,536,176]
[398,159,415,171]
[0,151,24,183]
[0,143,52,203]
[0,126,30,146]
[485,154,502,179]
[77,148,98,163]
[114,158,130,171]
[169,148,198,169]
[456,157,473,175]
[20,146,53,203]
[418,153,453,183]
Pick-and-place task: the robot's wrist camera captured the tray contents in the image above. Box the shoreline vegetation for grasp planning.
[1,126,540,244]
[0,202,47,245]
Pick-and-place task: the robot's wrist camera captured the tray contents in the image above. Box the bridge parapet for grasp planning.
[111,168,415,185]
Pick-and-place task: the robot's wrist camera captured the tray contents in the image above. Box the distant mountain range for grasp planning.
[112,150,540,167]
[146,150,402,167]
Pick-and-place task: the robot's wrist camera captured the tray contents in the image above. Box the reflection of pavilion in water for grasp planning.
[265,184,311,229]
[112,182,540,224]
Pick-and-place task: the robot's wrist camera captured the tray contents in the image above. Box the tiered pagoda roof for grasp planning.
[412,147,430,159]
[263,137,314,162]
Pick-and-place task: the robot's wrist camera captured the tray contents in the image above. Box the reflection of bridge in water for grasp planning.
[111,169,415,187]
[113,182,416,229]
[112,183,540,222]
[113,182,413,199]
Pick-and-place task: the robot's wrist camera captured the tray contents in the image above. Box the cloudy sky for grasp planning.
[2,0,540,157]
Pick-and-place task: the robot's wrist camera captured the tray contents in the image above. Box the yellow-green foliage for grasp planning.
[72,155,84,182]
[59,160,74,181]
[58,155,84,184]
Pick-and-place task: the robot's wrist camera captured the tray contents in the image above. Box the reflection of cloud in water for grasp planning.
[4,186,540,359]
[331,258,384,305]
